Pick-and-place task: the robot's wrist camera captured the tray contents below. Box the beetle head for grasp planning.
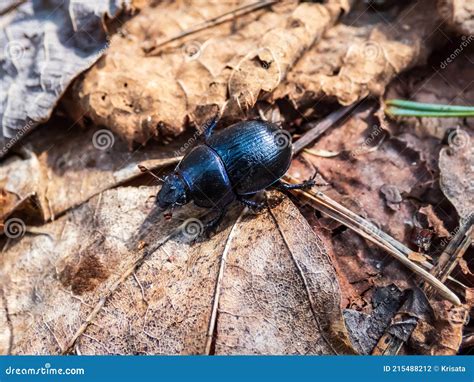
[156,173,188,210]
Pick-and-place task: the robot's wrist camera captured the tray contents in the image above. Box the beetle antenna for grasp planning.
[138,165,164,182]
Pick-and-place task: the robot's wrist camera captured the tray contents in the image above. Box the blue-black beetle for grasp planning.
[156,119,314,232]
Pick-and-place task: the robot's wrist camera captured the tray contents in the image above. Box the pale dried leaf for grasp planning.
[439,132,474,224]
[343,284,403,355]
[0,0,129,157]
[1,187,353,355]
[0,123,182,222]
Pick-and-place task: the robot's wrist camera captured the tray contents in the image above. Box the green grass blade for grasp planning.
[385,99,474,113]
[386,106,474,118]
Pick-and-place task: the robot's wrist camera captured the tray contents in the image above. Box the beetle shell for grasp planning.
[207,120,292,195]
[177,145,235,208]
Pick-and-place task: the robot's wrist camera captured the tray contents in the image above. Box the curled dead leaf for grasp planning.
[275,0,443,107]
[66,0,349,146]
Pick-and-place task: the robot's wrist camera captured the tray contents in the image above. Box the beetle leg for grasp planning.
[203,207,227,236]
[203,115,219,141]
[272,179,316,191]
[238,196,266,211]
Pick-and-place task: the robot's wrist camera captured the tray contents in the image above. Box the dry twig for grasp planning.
[286,179,461,306]
[144,0,278,55]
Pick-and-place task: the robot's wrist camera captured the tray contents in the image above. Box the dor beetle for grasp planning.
[156,119,314,232]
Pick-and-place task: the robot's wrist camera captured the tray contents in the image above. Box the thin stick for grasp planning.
[372,222,472,355]
[285,178,461,306]
[293,99,365,155]
[425,221,473,299]
[0,0,26,16]
[145,0,277,55]
[205,207,247,354]
[137,164,165,182]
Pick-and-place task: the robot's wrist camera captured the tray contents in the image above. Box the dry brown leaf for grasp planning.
[0,187,354,355]
[0,189,20,220]
[0,122,183,223]
[409,300,468,355]
[438,0,474,35]
[289,104,432,243]
[66,0,350,146]
[276,0,443,107]
[417,205,451,239]
[372,287,433,355]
